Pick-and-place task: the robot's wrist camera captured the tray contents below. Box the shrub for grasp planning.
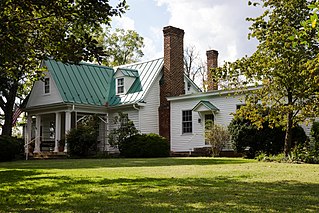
[108,112,138,148]
[120,133,169,158]
[292,121,319,164]
[228,117,307,158]
[0,136,24,162]
[66,115,99,157]
[205,123,230,156]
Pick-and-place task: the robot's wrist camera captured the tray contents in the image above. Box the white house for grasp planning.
[23,26,247,156]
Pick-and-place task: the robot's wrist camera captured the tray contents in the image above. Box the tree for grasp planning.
[184,45,206,88]
[214,0,319,157]
[0,0,127,136]
[98,28,144,66]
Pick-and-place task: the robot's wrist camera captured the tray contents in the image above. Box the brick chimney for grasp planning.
[206,49,219,91]
[159,26,185,141]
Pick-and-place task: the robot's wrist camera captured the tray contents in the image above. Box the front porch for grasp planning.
[24,107,109,157]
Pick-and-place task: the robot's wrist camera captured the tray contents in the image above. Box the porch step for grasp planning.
[30,152,68,159]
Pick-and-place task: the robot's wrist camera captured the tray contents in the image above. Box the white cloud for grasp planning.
[155,0,262,64]
[112,16,136,30]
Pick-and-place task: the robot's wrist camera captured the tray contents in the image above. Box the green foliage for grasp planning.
[214,0,319,157]
[0,136,24,161]
[66,115,99,157]
[0,0,127,136]
[205,123,230,157]
[228,117,307,158]
[98,28,144,66]
[108,112,138,148]
[292,120,319,164]
[310,121,319,142]
[120,133,170,158]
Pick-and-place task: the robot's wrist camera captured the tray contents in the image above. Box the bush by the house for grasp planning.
[66,115,99,157]
[120,133,170,158]
[228,117,307,158]
[291,121,319,164]
[205,123,230,156]
[0,136,24,162]
[108,112,138,149]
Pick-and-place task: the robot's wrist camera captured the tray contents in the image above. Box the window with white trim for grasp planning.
[44,78,50,94]
[182,110,192,134]
[117,78,124,94]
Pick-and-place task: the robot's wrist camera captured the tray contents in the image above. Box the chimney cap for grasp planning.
[206,49,219,56]
[163,26,184,37]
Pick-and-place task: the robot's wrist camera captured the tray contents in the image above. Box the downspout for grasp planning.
[133,103,141,132]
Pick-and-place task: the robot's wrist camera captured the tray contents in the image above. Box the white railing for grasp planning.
[24,136,41,160]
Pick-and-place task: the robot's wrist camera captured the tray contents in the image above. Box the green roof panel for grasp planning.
[46,60,114,106]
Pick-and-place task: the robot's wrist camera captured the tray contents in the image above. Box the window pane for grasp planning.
[117,78,124,94]
[182,110,192,133]
[44,78,50,93]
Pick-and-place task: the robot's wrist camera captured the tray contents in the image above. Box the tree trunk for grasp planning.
[1,82,18,137]
[283,90,293,158]
[283,111,293,157]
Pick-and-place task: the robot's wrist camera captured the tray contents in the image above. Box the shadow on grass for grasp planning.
[0,157,253,170]
[0,171,318,212]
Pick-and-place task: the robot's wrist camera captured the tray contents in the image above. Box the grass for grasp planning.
[0,158,318,213]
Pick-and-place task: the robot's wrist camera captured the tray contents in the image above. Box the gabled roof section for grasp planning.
[45,60,114,106]
[108,58,164,106]
[192,100,219,112]
[184,74,202,92]
[118,68,140,77]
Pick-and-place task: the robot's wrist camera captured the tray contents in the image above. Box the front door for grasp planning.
[205,114,214,145]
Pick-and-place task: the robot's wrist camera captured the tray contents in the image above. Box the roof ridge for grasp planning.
[115,57,164,68]
[47,59,113,70]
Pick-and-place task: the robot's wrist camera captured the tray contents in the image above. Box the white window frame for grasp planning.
[117,78,125,94]
[44,78,50,94]
[182,110,192,134]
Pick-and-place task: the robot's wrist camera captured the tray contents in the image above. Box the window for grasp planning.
[117,78,124,94]
[236,104,246,110]
[187,82,191,91]
[44,78,50,94]
[182,110,192,134]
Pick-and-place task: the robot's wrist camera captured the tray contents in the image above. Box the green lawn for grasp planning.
[0,158,318,213]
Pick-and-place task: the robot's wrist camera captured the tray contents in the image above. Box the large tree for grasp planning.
[0,0,127,136]
[214,0,319,157]
[98,28,144,66]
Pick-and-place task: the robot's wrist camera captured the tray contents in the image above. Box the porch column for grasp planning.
[33,115,41,153]
[64,111,71,152]
[26,114,32,153]
[54,112,61,152]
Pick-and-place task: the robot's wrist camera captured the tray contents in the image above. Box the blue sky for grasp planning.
[111,0,264,64]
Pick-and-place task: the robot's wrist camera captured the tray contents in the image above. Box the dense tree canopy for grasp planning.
[97,28,144,66]
[214,0,319,157]
[0,0,127,136]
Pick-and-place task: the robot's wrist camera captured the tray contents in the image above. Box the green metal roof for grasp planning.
[45,60,114,106]
[108,58,164,106]
[118,68,139,77]
[192,100,219,112]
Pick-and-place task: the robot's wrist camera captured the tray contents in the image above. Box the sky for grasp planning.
[111,0,264,65]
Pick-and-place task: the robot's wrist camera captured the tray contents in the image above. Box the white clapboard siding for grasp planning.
[170,93,245,152]
[139,75,161,134]
[26,72,63,108]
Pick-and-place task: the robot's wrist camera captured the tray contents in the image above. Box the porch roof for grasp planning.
[192,100,219,112]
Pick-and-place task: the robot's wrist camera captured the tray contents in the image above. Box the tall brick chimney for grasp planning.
[159,26,185,141]
[206,49,219,91]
